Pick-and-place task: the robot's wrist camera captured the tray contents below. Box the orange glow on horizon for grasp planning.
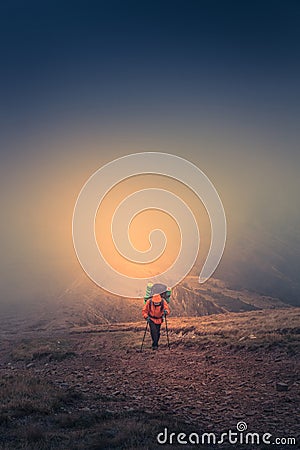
[95,174,211,279]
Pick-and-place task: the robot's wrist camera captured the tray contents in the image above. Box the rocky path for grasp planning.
[1,323,299,449]
[45,332,300,440]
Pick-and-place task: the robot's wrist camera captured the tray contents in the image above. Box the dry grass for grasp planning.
[11,338,76,362]
[166,308,300,351]
[71,307,300,352]
[0,375,202,450]
[0,373,81,423]
[1,308,299,449]
[0,373,85,449]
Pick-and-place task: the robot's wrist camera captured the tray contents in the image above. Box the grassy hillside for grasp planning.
[0,308,299,449]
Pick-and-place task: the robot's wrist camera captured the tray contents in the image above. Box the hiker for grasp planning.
[142,284,170,350]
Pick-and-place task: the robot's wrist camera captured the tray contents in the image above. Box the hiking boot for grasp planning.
[152,345,158,350]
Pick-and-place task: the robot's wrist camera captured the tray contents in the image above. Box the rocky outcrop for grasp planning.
[53,275,288,327]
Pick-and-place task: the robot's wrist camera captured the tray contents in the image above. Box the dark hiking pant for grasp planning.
[149,320,161,347]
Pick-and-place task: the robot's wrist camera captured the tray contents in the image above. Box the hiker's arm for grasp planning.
[142,301,149,319]
[164,302,170,315]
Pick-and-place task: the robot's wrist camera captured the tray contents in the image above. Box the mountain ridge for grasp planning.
[50,275,289,330]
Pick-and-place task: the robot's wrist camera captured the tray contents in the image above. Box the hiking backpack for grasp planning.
[143,283,171,308]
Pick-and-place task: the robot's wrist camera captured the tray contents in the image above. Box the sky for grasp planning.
[1,0,300,307]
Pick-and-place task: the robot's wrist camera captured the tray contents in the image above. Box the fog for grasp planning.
[1,126,299,310]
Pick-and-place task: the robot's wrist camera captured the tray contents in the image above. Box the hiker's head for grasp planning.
[152,294,162,306]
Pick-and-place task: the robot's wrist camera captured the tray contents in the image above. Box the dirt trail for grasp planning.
[1,319,299,449]
[46,331,299,438]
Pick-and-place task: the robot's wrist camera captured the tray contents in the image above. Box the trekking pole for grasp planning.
[165,314,170,350]
[140,321,149,352]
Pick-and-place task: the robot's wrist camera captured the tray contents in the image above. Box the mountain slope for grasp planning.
[1,308,299,449]
[47,275,289,329]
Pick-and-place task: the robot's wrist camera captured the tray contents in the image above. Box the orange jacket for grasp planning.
[142,294,170,324]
